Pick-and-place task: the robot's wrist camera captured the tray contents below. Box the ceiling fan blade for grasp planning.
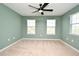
[43,9,53,11]
[41,12,44,15]
[32,10,39,13]
[28,5,38,9]
[41,3,49,10]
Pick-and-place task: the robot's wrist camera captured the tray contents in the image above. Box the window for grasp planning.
[47,19,56,35]
[27,20,35,34]
[70,12,79,35]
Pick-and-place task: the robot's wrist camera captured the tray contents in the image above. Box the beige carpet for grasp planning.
[0,40,79,56]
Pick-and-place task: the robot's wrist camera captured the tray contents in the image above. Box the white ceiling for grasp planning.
[4,3,79,16]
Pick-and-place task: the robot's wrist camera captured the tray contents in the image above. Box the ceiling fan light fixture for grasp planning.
[39,10,43,13]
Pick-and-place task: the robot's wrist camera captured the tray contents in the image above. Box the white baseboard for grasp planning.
[60,40,79,53]
[21,38,61,40]
[0,39,21,52]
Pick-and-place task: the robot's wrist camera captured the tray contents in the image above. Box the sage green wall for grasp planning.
[0,3,79,50]
[22,16,62,39]
[0,4,22,49]
[62,5,79,50]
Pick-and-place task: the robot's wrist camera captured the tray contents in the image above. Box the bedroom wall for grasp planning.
[0,3,79,50]
[22,16,62,39]
[0,4,22,49]
[62,5,79,50]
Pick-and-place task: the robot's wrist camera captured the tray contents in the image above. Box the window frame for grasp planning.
[46,19,56,35]
[70,12,79,35]
[27,19,36,35]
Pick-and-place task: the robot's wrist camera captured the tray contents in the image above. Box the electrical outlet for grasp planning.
[40,34,42,36]
[71,40,74,42]
[8,39,10,41]
[13,37,15,39]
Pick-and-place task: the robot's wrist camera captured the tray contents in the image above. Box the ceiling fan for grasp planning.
[28,3,53,15]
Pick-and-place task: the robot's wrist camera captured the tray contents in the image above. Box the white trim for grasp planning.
[0,39,21,52]
[21,38,61,40]
[60,40,79,53]
[70,33,79,36]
